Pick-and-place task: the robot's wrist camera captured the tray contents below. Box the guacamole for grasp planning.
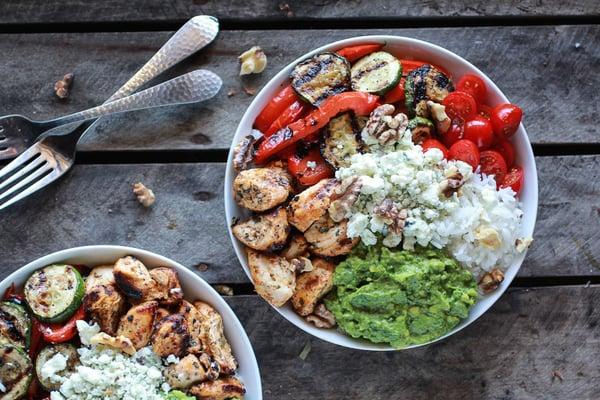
[325,245,478,348]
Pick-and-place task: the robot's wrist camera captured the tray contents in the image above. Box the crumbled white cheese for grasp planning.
[0,380,5,393]
[41,353,68,383]
[166,354,180,364]
[306,161,317,170]
[77,320,100,345]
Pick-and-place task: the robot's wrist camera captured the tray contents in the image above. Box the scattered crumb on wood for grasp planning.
[243,86,257,96]
[298,341,311,360]
[213,284,234,296]
[552,370,564,382]
[196,263,209,272]
[227,89,237,97]
[279,3,294,17]
[585,280,591,288]
[132,182,155,207]
[167,220,177,230]
[54,73,74,99]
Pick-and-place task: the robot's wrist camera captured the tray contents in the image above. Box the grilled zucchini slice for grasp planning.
[350,51,402,95]
[0,343,32,400]
[320,113,364,169]
[24,264,85,323]
[290,52,351,106]
[35,343,79,391]
[0,302,31,349]
[405,64,454,117]
[408,117,435,144]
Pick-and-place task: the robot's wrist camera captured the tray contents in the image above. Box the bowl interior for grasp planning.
[0,245,262,397]
[225,35,538,351]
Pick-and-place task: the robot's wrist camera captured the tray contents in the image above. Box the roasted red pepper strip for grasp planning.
[254,92,379,164]
[265,100,308,136]
[2,283,24,303]
[254,85,298,133]
[336,44,383,62]
[401,59,450,77]
[38,305,86,344]
[383,77,406,104]
[29,318,44,359]
[288,148,333,186]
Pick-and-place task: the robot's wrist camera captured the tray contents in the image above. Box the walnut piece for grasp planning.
[305,303,336,328]
[427,100,451,134]
[239,46,267,76]
[362,104,409,146]
[54,73,74,99]
[291,257,313,273]
[373,199,407,235]
[440,167,464,197]
[133,182,155,207]
[478,268,505,293]
[329,176,362,222]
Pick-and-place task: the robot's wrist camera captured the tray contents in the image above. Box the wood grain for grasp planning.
[0,0,597,24]
[0,155,598,283]
[227,287,599,400]
[0,26,597,151]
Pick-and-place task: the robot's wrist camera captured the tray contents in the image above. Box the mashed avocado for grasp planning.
[325,245,478,348]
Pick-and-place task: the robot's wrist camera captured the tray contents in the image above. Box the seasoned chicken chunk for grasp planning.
[178,300,203,352]
[164,354,209,389]
[291,259,335,316]
[144,267,183,305]
[304,215,359,257]
[116,301,157,349]
[155,307,170,322]
[247,248,296,307]
[113,256,155,299]
[233,167,292,212]
[85,265,116,290]
[194,301,237,375]
[279,233,309,260]
[151,314,190,358]
[189,377,246,400]
[288,178,339,232]
[232,207,290,251]
[84,284,125,336]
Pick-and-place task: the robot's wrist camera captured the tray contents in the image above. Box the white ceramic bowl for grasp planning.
[225,35,538,351]
[0,245,262,398]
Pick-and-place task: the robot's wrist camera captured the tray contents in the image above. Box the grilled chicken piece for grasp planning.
[247,248,296,307]
[194,301,237,375]
[279,233,309,260]
[304,215,359,257]
[155,307,170,321]
[178,300,203,352]
[288,178,339,232]
[84,284,126,336]
[233,167,292,212]
[85,265,116,290]
[164,354,209,389]
[151,314,190,358]
[291,258,336,316]
[144,267,183,305]
[232,207,290,252]
[90,332,136,355]
[189,377,246,400]
[116,301,157,349]
[113,256,155,299]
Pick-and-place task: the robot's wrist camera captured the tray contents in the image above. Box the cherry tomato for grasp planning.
[456,74,487,104]
[493,139,515,167]
[38,305,86,343]
[501,166,524,195]
[463,116,494,149]
[442,91,477,121]
[478,104,492,119]
[479,150,508,185]
[400,60,451,77]
[421,139,449,159]
[287,147,333,186]
[442,122,464,147]
[490,103,523,139]
[336,44,383,63]
[449,139,480,170]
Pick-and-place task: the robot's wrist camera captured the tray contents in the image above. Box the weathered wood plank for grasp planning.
[228,287,599,400]
[0,0,597,24]
[0,155,598,282]
[0,26,598,150]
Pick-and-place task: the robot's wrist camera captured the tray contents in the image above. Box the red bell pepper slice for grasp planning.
[254,85,298,133]
[38,305,86,344]
[336,44,383,63]
[288,148,333,186]
[2,283,24,303]
[254,92,379,164]
[265,100,308,136]
[401,60,450,77]
[383,77,406,104]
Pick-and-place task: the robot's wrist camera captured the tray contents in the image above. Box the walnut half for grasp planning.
[478,268,505,293]
[372,199,407,235]
[361,104,408,146]
[133,182,155,207]
[305,303,336,328]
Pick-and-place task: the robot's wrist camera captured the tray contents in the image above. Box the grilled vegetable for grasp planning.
[291,258,336,316]
[0,343,33,400]
[407,116,435,144]
[405,64,454,117]
[290,52,351,106]
[35,343,78,391]
[0,302,30,349]
[320,112,363,168]
[232,207,290,252]
[350,51,402,95]
[24,264,85,323]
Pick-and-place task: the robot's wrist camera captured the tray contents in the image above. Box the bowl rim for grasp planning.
[225,34,539,351]
[0,245,263,398]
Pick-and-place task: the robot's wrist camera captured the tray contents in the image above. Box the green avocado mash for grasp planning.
[325,245,478,349]
[164,391,195,400]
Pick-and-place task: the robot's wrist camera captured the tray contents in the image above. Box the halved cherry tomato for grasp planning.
[254,85,298,133]
[478,104,492,119]
[501,166,524,195]
[421,138,449,159]
[463,116,494,149]
[265,100,307,136]
[491,103,522,139]
[336,44,383,63]
[480,150,508,185]
[38,305,86,344]
[442,122,464,147]
[442,91,477,121]
[287,147,333,186]
[383,77,406,104]
[456,74,487,104]
[493,139,515,167]
[400,60,450,77]
[449,139,480,170]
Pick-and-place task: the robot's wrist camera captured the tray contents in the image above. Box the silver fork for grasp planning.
[0,15,219,160]
[0,69,222,210]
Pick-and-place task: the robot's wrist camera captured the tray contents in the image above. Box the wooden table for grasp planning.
[1,2,599,398]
